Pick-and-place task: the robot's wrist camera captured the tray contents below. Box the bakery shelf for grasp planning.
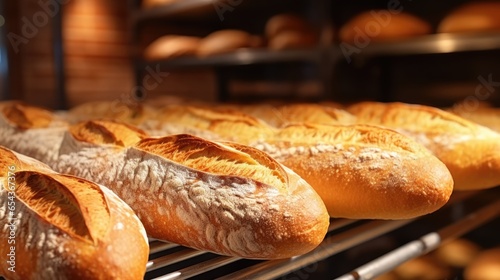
[334,32,500,62]
[142,188,500,280]
[137,47,323,69]
[132,0,215,23]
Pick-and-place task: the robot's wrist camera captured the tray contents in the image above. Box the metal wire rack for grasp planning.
[144,188,500,280]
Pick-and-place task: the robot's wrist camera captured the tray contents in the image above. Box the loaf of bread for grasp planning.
[464,247,500,280]
[0,146,149,280]
[197,30,263,57]
[150,105,453,219]
[339,11,432,43]
[67,100,156,125]
[448,104,500,132]
[348,102,500,190]
[220,103,357,128]
[253,123,453,219]
[54,120,330,259]
[0,101,68,167]
[438,2,500,33]
[144,35,201,60]
[147,105,277,141]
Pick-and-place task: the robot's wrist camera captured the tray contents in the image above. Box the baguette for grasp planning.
[149,106,453,219]
[220,103,357,128]
[252,123,453,219]
[0,147,149,280]
[448,104,500,133]
[148,105,276,141]
[55,120,330,259]
[0,101,68,167]
[67,100,156,125]
[348,102,500,190]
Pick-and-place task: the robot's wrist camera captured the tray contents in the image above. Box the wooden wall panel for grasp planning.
[6,0,217,109]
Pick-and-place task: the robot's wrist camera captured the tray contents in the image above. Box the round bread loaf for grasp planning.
[144,35,201,60]
[438,2,500,33]
[464,247,500,280]
[339,11,431,43]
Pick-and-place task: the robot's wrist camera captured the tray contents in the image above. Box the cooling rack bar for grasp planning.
[336,198,500,280]
[149,241,179,255]
[146,248,206,272]
[216,219,413,280]
[152,256,242,280]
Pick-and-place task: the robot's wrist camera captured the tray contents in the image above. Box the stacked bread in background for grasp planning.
[1,98,499,278]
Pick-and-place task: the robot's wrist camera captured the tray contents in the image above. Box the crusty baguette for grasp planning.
[448,104,500,133]
[67,100,156,125]
[148,105,453,219]
[55,120,330,259]
[347,102,500,190]
[252,123,454,219]
[0,147,149,280]
[147,105,277,141]
[219,103,357,128]
[0,101,68,167]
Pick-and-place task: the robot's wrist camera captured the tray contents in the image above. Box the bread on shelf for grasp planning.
[339,11,432,43]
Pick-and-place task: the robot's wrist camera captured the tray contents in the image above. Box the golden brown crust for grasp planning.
[448,105,500,132]
[348,101,500,190]
[135,134,288,189]
[146,105,454,219]
[255,123,453,219]
[229,103,357,127]
[69,120,148,147]
[339,11,431,43]
[55,130,329,259]
[0,158,148,280]
[68,101,155,125]
[1,101,53,129]
[155,105,276,142]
